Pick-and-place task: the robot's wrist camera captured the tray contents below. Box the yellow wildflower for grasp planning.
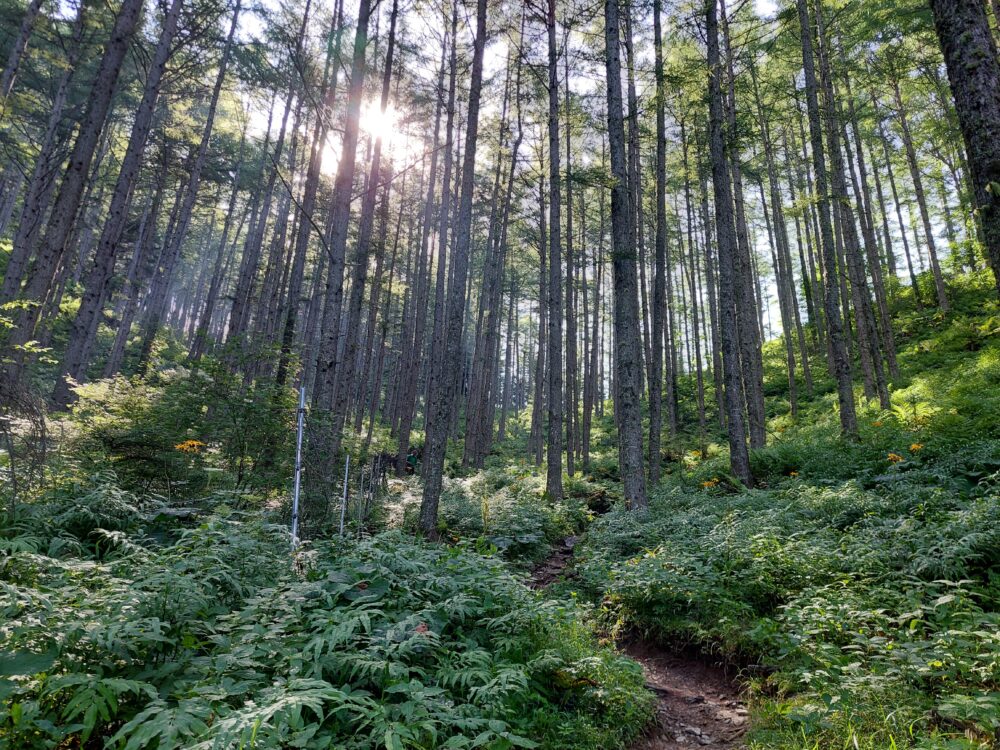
[701,477,720,489]
[909,443,923,453]
[887,452,904,463]
[174,439,206,454]
[789,471,799,477]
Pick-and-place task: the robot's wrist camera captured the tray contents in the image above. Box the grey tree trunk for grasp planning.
[394,20,448,474]
[136,0,242,373]
[52,0,185,407]
[605,0,648,508]
[796,0,857,437]
[328,0,399,458]
[0,0,44,104]
[418,0,488,537]
[720,0,766,450]
[0,2,86,304]
[545,0,563,502]
[649,0,667,484]
[928,0,1000,298]
[304,0,375,522]
[274,0,344,387]
[564,31,577,477]
[892,78,950,311]
[7,0,143,358]
[706,0,752,484]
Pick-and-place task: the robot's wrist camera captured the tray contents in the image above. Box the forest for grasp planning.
[2,0,1000,746]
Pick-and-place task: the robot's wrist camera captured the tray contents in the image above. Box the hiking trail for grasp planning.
[530,537,749,749]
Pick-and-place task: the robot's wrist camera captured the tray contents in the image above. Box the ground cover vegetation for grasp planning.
[4,0,1000,745]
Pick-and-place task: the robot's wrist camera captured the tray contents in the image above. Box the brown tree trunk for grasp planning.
[706,0,752,484]
[395,15,450,472]
[649,0,667,484]
[328,0,399,458]
[304,0,375,523]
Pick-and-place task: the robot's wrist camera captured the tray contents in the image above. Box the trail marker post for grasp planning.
[290,384,306,549]
[339,453,350,536]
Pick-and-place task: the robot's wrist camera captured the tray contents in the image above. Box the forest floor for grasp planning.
[530,537,749,749]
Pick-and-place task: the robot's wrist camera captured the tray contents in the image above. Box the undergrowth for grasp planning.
[0,479,652,749]
[572,274,1000,749]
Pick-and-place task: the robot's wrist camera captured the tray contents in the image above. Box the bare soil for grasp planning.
[530,537,749,749]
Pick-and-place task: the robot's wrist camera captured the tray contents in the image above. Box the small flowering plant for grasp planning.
[174,439,206,454]
[887,452,904,463]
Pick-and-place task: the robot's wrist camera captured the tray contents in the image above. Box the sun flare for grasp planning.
[360,101,401,146]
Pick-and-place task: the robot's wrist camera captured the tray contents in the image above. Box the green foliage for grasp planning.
[66,362,296,497]
[402,468,598,567]
[0,490,651,749]
[572,276,1000,749]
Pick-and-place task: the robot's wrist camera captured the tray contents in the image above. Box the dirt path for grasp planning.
[530,538,748,749]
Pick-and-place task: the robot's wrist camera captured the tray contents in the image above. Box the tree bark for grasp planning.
[605,0,648,508]
[52,0,185,407]
[6,0,144,358]
[545,0,563,501]
[796,0,857,437]
[706,0,752,484]
[418,0,488,537]
[892,77,949,311]
[0,0,44,104]
[927,0,1000,298]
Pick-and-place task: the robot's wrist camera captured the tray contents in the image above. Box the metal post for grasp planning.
[338,453,350,536]
[290,385,306,549]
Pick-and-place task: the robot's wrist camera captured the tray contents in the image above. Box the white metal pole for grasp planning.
[290,384,306,549]
[338,453,350,536]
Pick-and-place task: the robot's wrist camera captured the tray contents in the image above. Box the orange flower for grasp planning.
[909,443,923,453]
[887,452,904,463]
[701,477,720,489]
[174,439,206,454]
[873,421,883,427]
[789,471,799,477]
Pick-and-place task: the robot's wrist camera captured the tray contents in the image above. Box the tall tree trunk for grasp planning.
[0,0,44,105]
[605,0,648,508]
[6,0,144,359]
[52,0,185,406]
[418,0,488,537]
[796,0,857,437]
[892,78,950,311]
[706,0,752,484]
[545,0,563,501]
[304,0,375,525]
[814,2,889,409]
[564,29,577,478]
[136,0,242,373]
[395,18,448,473]
[0,1,86,304]
[273,8,341,384]
[649,0,667,484]
[720,0,766,450]
[329,0,398,457]
[877,118,923,301]
[529,170,547,466]
[927,0,1000,298]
